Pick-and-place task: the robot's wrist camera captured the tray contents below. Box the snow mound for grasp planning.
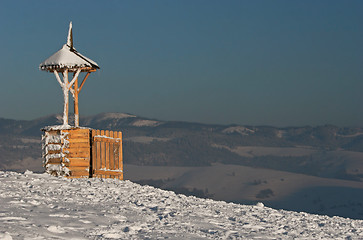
[222,126,255,135]
[0,170,362,239]
[132,119,162,127]
[97,113,136,121]
[0,232,12,240]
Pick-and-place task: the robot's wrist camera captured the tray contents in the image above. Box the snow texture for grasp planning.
[0,170,362,239]
[98,113,136,120]
[67,22,73,49]
[222,126,256,135]
[132,119,162,127]
[39,44,99,71]
[39,22,99,71]
[42,131,70,176]
[42,125,90,131]
[98,168,123,172]
[94,135,121,142]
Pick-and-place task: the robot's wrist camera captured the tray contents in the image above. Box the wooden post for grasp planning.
[109,131,115,171]
[114,131,119,170]
[96,129,101,175]
[74,77,79,127]
[118,131,123,180]
[105,130,110,171]
[62,70,69,125]
[71,71,91,127]
[100,130,105,171]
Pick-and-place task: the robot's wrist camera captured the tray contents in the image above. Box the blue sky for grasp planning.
[0,0,362,127]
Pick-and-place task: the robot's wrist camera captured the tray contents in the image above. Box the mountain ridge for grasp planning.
[0,112,363,179]
[1,112,363,219]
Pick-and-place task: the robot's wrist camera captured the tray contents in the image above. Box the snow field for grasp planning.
[0,170,362,239]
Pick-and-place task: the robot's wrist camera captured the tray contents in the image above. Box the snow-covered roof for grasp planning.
[39,44,99,71]
[39,22,99,72]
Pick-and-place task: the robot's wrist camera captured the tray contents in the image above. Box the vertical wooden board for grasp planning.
[91,129,96,176]
[109,131,115,170]
[119,131,123,174]
[105,130,110,170]
[114,142,119,171]
[112,131,118,170]
[113,131,118,170]
[96,129,101,172]
[100,130,105,169]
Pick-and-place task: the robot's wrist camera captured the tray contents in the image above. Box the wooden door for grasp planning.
[91,130,123,179]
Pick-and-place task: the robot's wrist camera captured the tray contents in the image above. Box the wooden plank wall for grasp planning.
[62,128,91,178]
[43,128,123,180]
[91,129,123,180]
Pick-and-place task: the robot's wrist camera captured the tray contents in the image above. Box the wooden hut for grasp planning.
[42,127,123,179]
[39,22,123,179]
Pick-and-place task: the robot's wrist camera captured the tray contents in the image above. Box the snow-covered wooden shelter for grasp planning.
[39,22,123,179]
[40,22,99,127]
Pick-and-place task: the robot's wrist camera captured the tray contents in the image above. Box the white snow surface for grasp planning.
[97,113,136,120]
[1,171,363,239]
[132,119,162,127]
[39,44,99,71]
[222,126,255,135]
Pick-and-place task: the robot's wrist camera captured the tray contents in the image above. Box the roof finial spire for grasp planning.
[67,21,73,50]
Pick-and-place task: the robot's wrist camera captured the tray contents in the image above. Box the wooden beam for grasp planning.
[53,70,63,87]
[47,67,97,72]
[68,68,81,89]
[74,77,79,127]
[63,69,69,125]
[78,72,90,93]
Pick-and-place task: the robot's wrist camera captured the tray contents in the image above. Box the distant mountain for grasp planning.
[0,113,363,181]
[1,112,363,219]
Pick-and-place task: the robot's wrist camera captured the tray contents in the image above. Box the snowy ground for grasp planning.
[0,171,363,239]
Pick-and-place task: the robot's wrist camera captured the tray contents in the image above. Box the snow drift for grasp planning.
[0,170,362,239]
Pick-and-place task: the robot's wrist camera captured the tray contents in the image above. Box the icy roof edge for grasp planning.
[69,46,99,69]
[41,125,92,131]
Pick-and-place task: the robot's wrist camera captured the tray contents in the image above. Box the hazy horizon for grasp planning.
[2,111,363,128]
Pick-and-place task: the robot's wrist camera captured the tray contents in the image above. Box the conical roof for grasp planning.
[39,22,99,72]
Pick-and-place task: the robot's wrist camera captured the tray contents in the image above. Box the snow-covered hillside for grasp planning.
[0,171,362,239]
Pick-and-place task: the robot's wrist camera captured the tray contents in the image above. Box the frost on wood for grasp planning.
[42,130,70,176]
[51,68,82,126]
[94,135,121,142]
[39,22,100,127]
[42,125,89,131]
[98,168,123,172]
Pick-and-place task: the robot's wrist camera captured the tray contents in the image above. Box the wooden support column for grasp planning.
[62,70,69,126]
[74,77,79,127]
[71,71,91,127]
